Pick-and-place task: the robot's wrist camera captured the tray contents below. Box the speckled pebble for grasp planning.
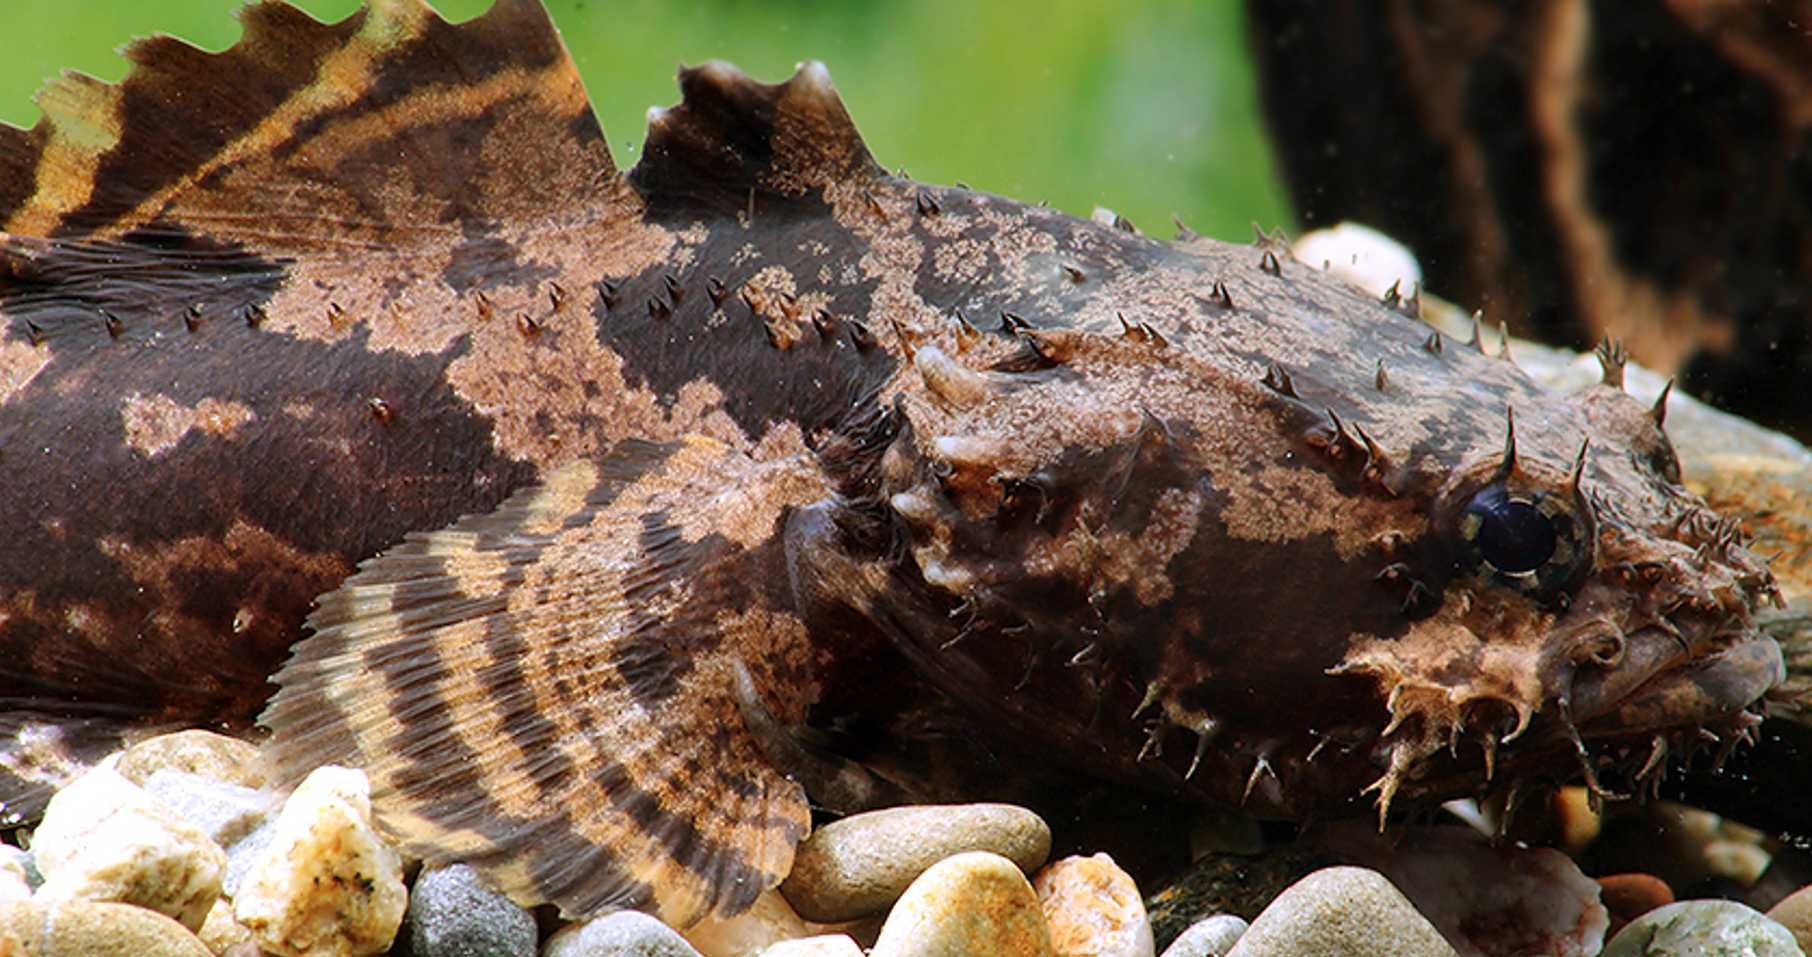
[543,911,704,957]
[408,863,537,957]
[0,899,212,957]
[755,934,864,957]
[1159,915,1247,957]
[233,766,407,957]
[143,767,274,848]
[115,730,267,790]
[29,764,226,932]
[1224,867,1456,957]
[781,804,1052,922]
[869,851,1054,957]
[682,888,813,957]
[1034,853,1152,957]
[1602,900,1803,957]
[0,846,30,902]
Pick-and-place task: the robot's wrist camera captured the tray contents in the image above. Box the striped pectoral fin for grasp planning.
[261,436,836,925]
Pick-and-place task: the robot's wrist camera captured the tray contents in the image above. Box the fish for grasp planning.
[0,0,1784,928]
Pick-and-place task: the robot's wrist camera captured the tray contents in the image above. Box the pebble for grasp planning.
[1034,853,1153,957]
[222,817,278,898]
[682,888,814,957]
[869,851,1054,957]
[29,764,226,932]
[199,896,256,954]
[143,767,274,848]
[1602,899,1803,957]
[1340,826,1605,957]
[0,846,29,902]
[1555,786,1602,856]
[115,729,267,790]
[1772,885,1812,953]
[0,898,212,957]
[408,863,538,957]
[1160,915,1247,957]
[543,911,704,957]
[233,765,408,957]
[1224,867,1457,957]
[1598,874,1675,935]
[755,935,865,957]
[781,803,1051,922]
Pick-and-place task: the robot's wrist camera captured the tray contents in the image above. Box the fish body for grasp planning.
[0,0,1784,926]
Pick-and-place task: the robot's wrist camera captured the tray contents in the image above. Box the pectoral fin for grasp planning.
[261,435,834,925]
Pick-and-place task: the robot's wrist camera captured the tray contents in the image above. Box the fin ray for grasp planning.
[263,436,832,924]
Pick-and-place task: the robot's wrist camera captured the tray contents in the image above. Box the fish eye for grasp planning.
[1463,486,1555,573]
[1455,483,1593,601]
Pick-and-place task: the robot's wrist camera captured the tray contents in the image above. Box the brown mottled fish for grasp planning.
[0,0,1786,928]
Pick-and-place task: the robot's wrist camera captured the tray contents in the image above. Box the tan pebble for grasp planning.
[683,888,813,957]
[756,934,865,957]
[1704,839,1772,886]
[31,765,226,932]
[1555,786,1600,855]
[781,803,1052,922]
[1768,883,1812,955]
[869,851,1054,957]
[199,896,255,954]
[116,730,266,790]
[0,898,212,957]
[1033,853,1152,957]
[1226,867,1456,957]
[233,766,406,957]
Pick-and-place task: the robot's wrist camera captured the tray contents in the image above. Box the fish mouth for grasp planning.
[1568,628,1783,740]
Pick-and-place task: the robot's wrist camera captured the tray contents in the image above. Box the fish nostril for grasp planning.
[1574,630,1627,669]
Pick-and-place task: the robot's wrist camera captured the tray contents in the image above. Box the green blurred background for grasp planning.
[0,0,1291,240]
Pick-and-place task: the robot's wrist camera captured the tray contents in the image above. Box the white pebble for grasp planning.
[0,846,31,902]
[30,764,225,932]
[756,935,864,957]
[233,766,407,957]
[1161,914,1247,957]
[142,767,273,848]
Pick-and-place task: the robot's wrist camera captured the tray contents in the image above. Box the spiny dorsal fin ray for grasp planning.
[631,60,881,218]
[2,0,637,353]
[2,0,613,239]
[262,436,828,925]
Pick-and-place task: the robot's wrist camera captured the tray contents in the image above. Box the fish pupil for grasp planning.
[1469,487,1557,574]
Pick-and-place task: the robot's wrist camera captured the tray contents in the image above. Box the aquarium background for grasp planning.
[0,0,1291,243]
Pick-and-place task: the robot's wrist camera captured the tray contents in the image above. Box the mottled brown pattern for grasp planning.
[0,0,1788,928]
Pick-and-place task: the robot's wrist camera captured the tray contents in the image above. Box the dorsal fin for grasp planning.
[630,60,881,219]
[1,0,613,239]
[1,0,638,354]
